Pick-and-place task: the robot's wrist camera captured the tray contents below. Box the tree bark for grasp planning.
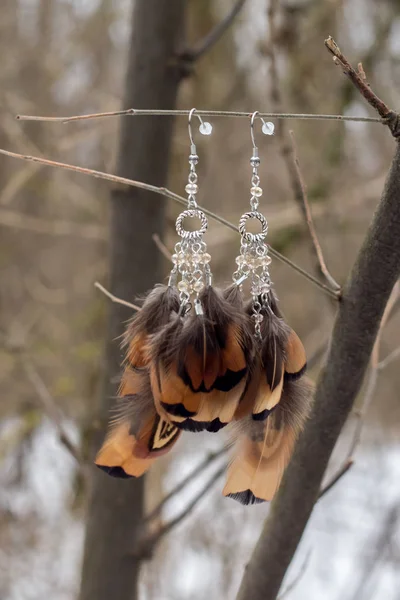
[79,2,186,600]
[237,139,400,600]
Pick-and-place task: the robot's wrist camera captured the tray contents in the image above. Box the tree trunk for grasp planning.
[79,2,186,600]
[237,140,400,600]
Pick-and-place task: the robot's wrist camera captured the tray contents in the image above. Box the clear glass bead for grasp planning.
[200,253,211,264]
[253,313,264,323]
[193,280,204,293]
[250,186,263,197]
[171,254,178,264]
[185,183,199,195]
[191,253,201,264]
[235,255,245,266]
[177,252,187,265]
[261,255,272,266]
[178,280,189,292]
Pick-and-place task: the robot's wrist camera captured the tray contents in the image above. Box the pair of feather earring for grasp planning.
[95,111,312,504]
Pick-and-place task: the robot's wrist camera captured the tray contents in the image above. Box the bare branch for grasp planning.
[15,109,383,124]
[378,345,400,370]
[318,459,354,499]
[266,4,340,295]
[22,359,85,468]
[324,36,390,119]
[134,464,226,559]
[288,131,341,292]
[94,282,140,311]
[144,447,228,524]
[152,233,172,261]
[0,146,339,299]
[179,0,246,63]
[325,36,400,138]
[277,549,312,599]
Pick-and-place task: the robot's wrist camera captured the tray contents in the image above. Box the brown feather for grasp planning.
[96,366,180,478]
[285,329,307,380]
[123,285,180,369]
[223,376,313,504]
[149,286,253,429]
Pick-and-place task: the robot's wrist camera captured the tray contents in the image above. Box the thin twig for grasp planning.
[289,131,341,292]
[277,549,312,599]
[266,2,340,294]
[318,459,354,499]
[324,36,391,119]
[378,345,400,370]
[144,447,229,524]
[152,233,172,261]
[22,359,85,467]
[179,0,246,62]
[134,464,226,559]
[0,146,339,299]
[15,109,384,124]
[94,282,140,311]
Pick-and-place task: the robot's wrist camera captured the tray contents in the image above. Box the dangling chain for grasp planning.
[233,147,272,338]
[169,145,212,312]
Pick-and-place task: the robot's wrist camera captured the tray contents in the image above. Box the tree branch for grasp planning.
[94,282,140,311]
[133,463,226,559]
[237,57,400,599]
[324,36,400,137]
[22,358,86,469]
[152,233,172,261]
[178,0,246,63]
[144,447,228,524]
[267,4,340,294]
[0,147,339,299]
[288,130,341,292]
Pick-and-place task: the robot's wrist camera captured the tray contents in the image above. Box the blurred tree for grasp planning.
[78,2,186,600]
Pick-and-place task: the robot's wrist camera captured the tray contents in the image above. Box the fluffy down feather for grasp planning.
[223,376,313,504]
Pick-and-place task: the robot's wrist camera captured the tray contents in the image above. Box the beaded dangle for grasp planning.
[232,111,275,335]
[169,108,213,314]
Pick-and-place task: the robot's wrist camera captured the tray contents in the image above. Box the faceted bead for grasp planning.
[177,252,187,265]
[235,255,245,266]
[261,255,272,266]
[185,183,199,195]
[171,254,178,264]
[191,253,201,264]
[178,280,189,292]
[250,186,263,197]
[193,280,204,293]
[253,313,264,323]
[261,284,271,294]
[201,253,211,264]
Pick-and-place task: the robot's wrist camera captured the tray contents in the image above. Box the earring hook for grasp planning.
[188,108,213,153]
[250,111,275,152]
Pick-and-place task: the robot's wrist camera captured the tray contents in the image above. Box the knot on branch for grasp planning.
[384,111,400,139]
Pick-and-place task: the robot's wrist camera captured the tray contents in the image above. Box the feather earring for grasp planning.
[224,112,311,504]
[95,108,215,477]
[149,110,253,433]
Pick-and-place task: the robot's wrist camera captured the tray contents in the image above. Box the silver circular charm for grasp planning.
[176,209,208,239]
[239,211,268,242]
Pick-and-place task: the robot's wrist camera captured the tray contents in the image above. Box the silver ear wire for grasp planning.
[168,109,213,306]
[188,108,213,155]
